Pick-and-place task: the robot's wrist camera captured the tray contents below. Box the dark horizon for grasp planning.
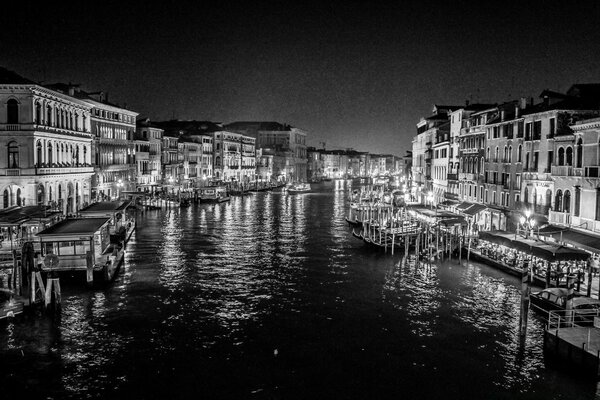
[3,1,600,156]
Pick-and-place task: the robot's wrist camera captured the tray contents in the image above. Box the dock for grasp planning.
[544,310,600,378]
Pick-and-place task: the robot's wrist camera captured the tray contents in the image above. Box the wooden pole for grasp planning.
[519,260,530,340]
[587,258,593,298]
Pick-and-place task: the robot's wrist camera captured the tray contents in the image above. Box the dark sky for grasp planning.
[3,1,600,155]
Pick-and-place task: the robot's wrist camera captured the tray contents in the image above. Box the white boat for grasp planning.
[287,183,311,194]
[198,185,230,203]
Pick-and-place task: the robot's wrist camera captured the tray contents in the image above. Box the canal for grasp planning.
[1,180,599,399]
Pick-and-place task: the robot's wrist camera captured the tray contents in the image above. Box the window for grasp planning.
[518,145,522,162]
[8,141,19,168]
[6,99,18,124]
[549,118,556,136]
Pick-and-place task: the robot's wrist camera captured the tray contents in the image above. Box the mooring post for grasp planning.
[519,260,530,339]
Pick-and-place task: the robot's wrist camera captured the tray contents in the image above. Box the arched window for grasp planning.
[495,147,499,162]
[83,146,87,164]
[215,156,221,167]
[524,186,529,205]
[518,145,522,162]
[35,102,42,124]
[566,146,573,166]
[47,143,53,165]
[525,152,530,170]
[459,157,463,172]
[486,147,490,161]
[504,146,508,162]
[6,99,18,124]
[46,105,52,126]
[36,141,43,166]
[576,138,583,168]
[8,141,19,168]
[555,189,563,211]
[564,190,571,213]
[545,189,552,209]
[508,146,513,163]
[558,147,565,165]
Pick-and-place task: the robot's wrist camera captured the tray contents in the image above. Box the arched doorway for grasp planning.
[545,189,552,209]
[16,188,21,206]
[564,190,571,213]
[524,186,529,205]
[555,189,563,211]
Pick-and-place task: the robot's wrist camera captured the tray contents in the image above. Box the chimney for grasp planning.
[500,110,505,121]
[515,105,520,119]
[519,97,527,109]
[68,84,75,97]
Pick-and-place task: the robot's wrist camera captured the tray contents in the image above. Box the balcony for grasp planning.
[462,148,479,154]
[551,165,574,177]
[549,210,571,226]
[447,173,458,181]
[35,165,95,175]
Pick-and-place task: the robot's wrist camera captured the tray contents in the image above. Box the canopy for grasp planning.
[538,225,600,254]
[462,204,487,215]
[478,230,590,262]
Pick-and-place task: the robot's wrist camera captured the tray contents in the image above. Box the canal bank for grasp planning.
[1,184,599,399]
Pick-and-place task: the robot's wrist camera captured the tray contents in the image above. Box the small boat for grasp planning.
[345,217,362,227]
[197,185,230,203]
[287,183,311,194]
[530,287,600,322]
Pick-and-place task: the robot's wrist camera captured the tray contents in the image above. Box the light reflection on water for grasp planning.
[0,182,599,399]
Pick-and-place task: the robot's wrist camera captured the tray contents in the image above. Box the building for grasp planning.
[136,118,163,194]
[224,121,308,183]
[0,68,94,214]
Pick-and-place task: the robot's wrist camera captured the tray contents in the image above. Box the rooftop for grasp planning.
[38,218,110,236]
[79,201,130,213]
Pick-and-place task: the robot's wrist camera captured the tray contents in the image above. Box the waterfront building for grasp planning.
[413,105,459,204]
[307,147,324,181]
[212,130,256,184]
[480,100,523,231]
[135,118,163,194]
[446,104,495,206]
[346,150,370,178]
[162,133,180,193]
[256,148,274,183]
[224,121,308,183]
[550,114,600,231]
[0,68,94,214]
[74,90,138,201]
[178,137,201,191]
[520,86,600,228]
[431,123,450,205]
[458,105,498,229]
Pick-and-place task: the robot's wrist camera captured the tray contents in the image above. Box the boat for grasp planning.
[530,287,600,322]
[287,183,311,194]
[197,185,230,203]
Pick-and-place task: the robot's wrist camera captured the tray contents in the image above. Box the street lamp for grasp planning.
[427,191,434,210]
[519,209,536,239]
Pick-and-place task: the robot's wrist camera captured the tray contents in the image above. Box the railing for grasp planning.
[547,309,600,331]
[4,124,20,131]
[549,210,571,225]
[447,173,458,181]
[4,169,20,176]
[36,166,95,174]
[462,148,479,154]
[551,165,572,176]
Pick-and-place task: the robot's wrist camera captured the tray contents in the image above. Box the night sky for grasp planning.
[3,1,600,155]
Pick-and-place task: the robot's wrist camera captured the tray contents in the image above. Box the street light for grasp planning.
[519,209,536,239]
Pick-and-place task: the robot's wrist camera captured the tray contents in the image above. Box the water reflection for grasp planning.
[1,185,599,399]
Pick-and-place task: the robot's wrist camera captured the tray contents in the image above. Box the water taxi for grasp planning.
[197,185,230,203]
[287,183,311,194]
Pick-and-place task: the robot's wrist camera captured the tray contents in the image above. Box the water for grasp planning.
[1,180,599,399]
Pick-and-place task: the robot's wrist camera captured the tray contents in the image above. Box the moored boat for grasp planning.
[530,287,600,323]
[287,183,311,194]
[197,185,230,203]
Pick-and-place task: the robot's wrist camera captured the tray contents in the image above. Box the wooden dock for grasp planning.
[544,311,600,378]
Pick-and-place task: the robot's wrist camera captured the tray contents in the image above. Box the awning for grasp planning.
[463,204,487,215]
[479,230,516,247]
[478,230,590,262]
[455,201,474,211]
[439,217,467,227]
[538,225,600,254]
